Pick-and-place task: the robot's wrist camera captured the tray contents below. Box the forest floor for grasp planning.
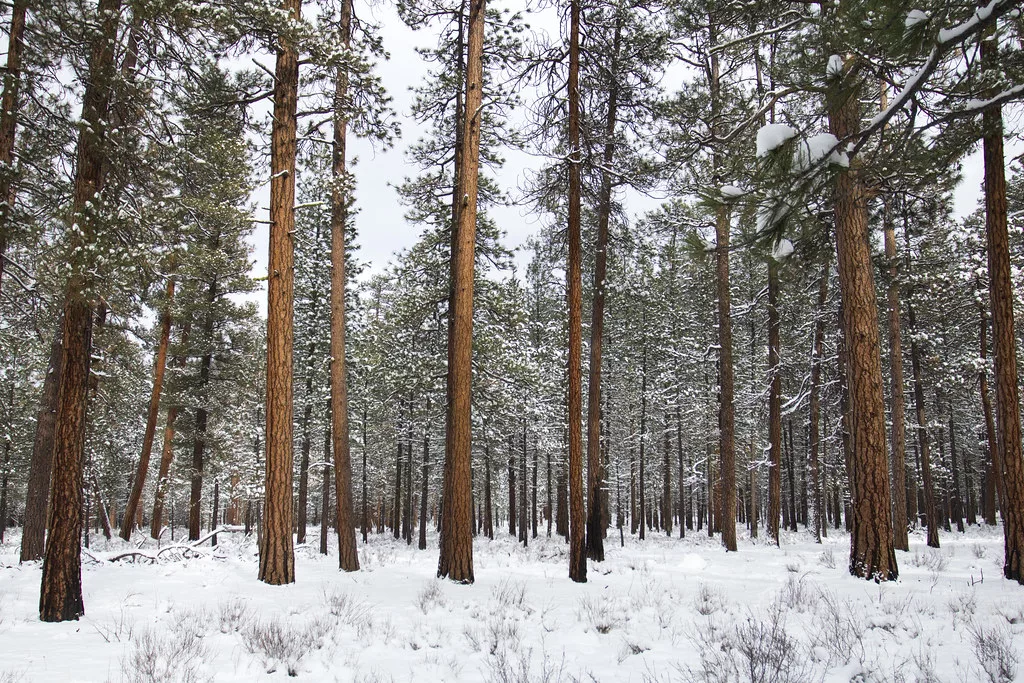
[0,523,1020,682]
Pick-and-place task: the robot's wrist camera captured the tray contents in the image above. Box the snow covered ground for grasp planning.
[0,524,1021,682]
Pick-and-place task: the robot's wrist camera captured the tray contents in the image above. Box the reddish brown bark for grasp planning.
[0,0,27,301]
[121,275,175,540]
[20,337,62,562]
[566,0,586,583]
[438,0,484,584]
[981,29,1024,582]
[259,0,301,586]
[828,64,897,581]
[40,0,122,621]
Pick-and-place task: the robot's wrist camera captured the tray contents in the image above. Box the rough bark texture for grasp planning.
[20,338,62,562]
[437,0,484,584]
[709,26,736,552]
[884,210,909,551]
[259,0,300,586]
[981,31,1024,583]
[40,0,122,621]
[0,0,27,300]
[566,0,586,583]
[121,276,174,541]
[828,67,898,581]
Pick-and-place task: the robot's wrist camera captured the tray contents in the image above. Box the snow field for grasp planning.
[0,525,1022,682]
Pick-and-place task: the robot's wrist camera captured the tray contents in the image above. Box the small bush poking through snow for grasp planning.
[811,589,865,667]
[217,597,252,634]
[693,582,727,616]
[817,547,836,569]
[323,588,373,636]
[577,595,624,634]
[911,549,949,573]
[777,573,817,612]
[969,621,1019,683]
[242,615,335,677]
[415,580,446,614]
[120,627,211,683]
[491,578,528,611]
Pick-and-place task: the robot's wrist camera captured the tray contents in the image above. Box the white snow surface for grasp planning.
[772,238,795,260]
[720,184,745,198]
[794,133,849,171]
[755,123,797,157]
[1,525,1022,681]
[905,9,929,28]
[826,54,844,80]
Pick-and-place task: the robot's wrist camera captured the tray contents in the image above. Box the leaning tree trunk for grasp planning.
[828,59,897,581]
[0,0,27,300]
[437,0,483,584]
[566,0,587,583]
[20,337,62,562]
[150,321,189,538]
[981,27,1024,583]
[121,275,174,540]
[259,0,300,586]
[40,0,121,622]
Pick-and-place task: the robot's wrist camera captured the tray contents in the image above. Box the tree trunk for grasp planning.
[40,0,121,621]
[639,342,648,541]
[949,405,964,533]
[321,406,331,555]
[419,418,429,550]
[978,292,1001,525]
[484,443,494,539]
[189,297,215,542]
[883,201,909,551]
[507,437,516,537]
[663,414,672,537]
[259,0,301,586]
[809,258,828,543]
[519,422,528,546]
[981,29,1024,583]
[20,337,62,562]
[437,0,484,584]
[908,304,939,548]
[768,259,783,545]
[709,16,737,553]
[0,0,27,300]
[151,321,189,539]
[585,6,622,565]
[565,0,586,584]
[828,61,897,581]
[297,386,313,544]
[532,443,538,539]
